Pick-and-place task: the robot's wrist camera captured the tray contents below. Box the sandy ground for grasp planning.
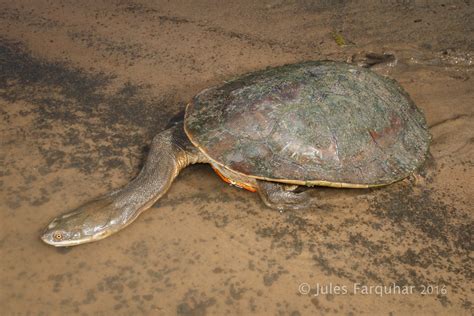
[0,0,473,315]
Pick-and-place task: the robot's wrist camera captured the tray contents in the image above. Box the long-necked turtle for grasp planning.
[41,61,430,247]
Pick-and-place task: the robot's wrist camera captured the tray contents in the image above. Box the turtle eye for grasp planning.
[53,232,64,241]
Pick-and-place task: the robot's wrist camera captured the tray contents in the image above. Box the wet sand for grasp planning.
[0,1,473,315]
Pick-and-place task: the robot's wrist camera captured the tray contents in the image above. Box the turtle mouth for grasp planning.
[40,233,83,247]
[41,227,114,247]
[40,233,101,247]
[40,227,83,247]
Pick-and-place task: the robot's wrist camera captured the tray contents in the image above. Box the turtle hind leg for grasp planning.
[256,180,320,211]
[349,52,397,74]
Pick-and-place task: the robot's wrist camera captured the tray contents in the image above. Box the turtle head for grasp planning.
[41,197,118,247]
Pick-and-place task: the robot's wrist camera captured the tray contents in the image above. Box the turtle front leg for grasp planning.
[256,180,319,211]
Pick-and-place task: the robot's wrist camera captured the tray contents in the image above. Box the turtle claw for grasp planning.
[408,173,426,187]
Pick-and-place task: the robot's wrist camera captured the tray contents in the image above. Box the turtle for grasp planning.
[41,61,431,247]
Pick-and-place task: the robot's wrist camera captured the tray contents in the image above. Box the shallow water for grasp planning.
[1,1,473,314]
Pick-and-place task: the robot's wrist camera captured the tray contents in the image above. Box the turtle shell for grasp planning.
[184,61,431,187]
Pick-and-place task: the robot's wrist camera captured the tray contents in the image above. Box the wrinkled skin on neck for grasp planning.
[41,123,207,247]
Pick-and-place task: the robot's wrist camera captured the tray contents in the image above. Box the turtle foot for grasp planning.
[256,180,320,211]
[349,52,397,73]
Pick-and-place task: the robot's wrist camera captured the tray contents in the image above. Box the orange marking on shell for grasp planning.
[211,165,257,192]
[212,165,233,185]
[369,129,379,144]
[368,114,402,145]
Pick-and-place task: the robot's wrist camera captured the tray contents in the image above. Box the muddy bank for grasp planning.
[0,1,472,315]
